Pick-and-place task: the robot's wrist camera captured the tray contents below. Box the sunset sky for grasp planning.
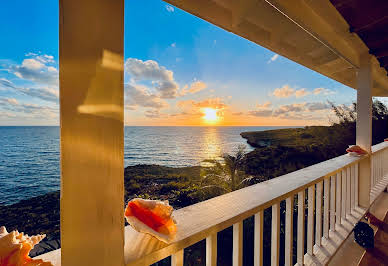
[0,0,362,126]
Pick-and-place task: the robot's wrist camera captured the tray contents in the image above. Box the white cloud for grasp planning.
[313,87,335,95]
[295,88,310,98]
[248,109,273,117]
[171,43,176,48]
[272,85,311,98]
[125,58,179,99]
[267,54,279,63]
[165,5,175,12]
[8,55,58,87]
[144,110,165,118]
[256,101,272,108]
[21,59,44,70]
[272,85,295,98]
[125,83,168,110]
[247,101,332,120]
[180,81,207,95]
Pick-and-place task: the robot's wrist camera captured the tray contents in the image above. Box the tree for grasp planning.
[200,145,257,192]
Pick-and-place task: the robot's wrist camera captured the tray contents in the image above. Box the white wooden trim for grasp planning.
[206,234,217,266]
[336,172,342,226]
[355,162,359,207]
[350,164,355,210]
[330,176,336,231]
[271,203,280,266]
[297,190,305,265]
[315,182,322,246]
[254,211,263,266]
[307,186,315,255]
[341,169,346,221]
[346,167,351,215]
[171,250,184,266]
[233,222,243,266]
[285,197,293,266]
[323,178,329,238]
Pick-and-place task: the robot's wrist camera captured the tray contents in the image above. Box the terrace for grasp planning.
[37,0,388,265]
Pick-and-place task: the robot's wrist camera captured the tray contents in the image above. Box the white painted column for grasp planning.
[59,0,125,265]
[356,53,373,208]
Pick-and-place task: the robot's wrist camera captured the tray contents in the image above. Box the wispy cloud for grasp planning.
[0,78,58,103]
[165,5,175,12]
[267,54,279,64]
[180,81,207,95]
[272,85,311,98]
[247,102,332,120]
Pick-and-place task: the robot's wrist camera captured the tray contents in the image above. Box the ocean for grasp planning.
[0,126,290,205]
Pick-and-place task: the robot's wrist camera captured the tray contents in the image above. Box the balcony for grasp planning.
[33,0,388,265]
[37,142,388,265]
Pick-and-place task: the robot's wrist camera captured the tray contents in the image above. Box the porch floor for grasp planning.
[329,191,388,266]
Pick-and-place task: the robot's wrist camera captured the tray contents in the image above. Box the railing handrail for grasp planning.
[36,142,388,266]
[371,141,388,154]
[124,152,369,265]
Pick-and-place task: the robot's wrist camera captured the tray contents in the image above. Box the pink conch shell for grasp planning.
[125,198,177,243]
[0,226,52,266]
[346,145,368,156]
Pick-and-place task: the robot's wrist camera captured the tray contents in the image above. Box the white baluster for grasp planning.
[336,172,342,226]
[323,178,329,238]
[254,211,263,266]
[206,234,217,266]
[285,197,293,266]
[341,169,346,221]
[330,175,336,231]
[307,186,315,255]
[271,203,280,266]
[355,163,359,208]
[171,249,184,266]
[350,165,355,211]
[316,182,322,246]
[233,222,243,266]
[297,190,305,266]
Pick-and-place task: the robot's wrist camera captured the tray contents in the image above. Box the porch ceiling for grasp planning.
[164,0,388,96]
[330,0,388,76]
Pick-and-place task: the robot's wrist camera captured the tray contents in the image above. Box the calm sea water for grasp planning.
[0,126,289,205]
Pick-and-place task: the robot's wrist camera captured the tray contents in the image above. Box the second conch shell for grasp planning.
[0,226,53,266]
[125,198,177,243]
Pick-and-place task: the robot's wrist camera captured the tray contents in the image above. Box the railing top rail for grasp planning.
[371,141,388,154]
[124,152,365,265]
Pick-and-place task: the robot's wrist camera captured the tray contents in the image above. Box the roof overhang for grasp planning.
[165,0,388,96]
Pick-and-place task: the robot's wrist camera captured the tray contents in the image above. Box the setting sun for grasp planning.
[202,108,219,123]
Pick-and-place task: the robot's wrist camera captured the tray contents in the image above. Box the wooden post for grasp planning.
[59,0,124,265]
[356,53,372,208]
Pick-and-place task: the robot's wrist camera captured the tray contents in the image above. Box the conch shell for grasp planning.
[346,145,368,156]
[0,226,52,266]
[125,198,177,243]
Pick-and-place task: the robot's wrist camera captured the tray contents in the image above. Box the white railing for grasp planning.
[37,142,388,266]
[371,142,388,203]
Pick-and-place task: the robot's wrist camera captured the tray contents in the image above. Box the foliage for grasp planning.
[200,145,254,192]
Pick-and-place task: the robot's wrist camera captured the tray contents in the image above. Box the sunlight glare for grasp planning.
[202,108,219,124]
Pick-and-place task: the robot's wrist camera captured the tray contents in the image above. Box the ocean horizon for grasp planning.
[0,126,295,205]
